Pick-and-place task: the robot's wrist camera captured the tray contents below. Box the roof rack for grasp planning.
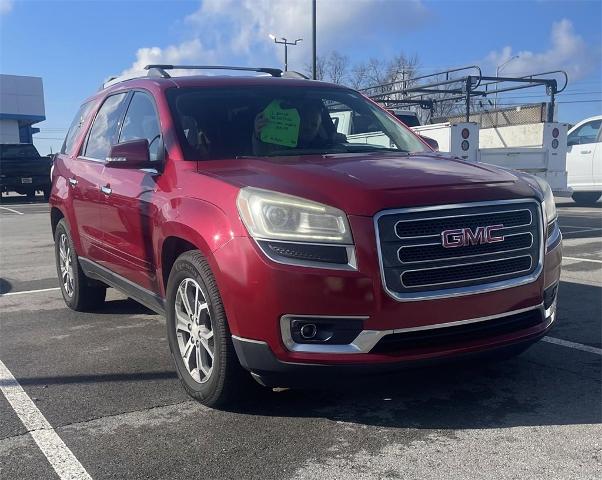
[144,64,283,78]
[362,65,568,123]
[99,64,310,91]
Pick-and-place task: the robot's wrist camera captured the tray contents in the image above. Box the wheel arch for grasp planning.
[50,206,65,237]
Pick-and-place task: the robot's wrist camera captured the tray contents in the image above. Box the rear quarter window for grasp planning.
[61,101,95,155]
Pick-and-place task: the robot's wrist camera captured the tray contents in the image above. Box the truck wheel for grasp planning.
[166,250,257,407]
[43,187,51,202]
[26,188,36,200]
[54,219,106,311]
[572,192,601,205]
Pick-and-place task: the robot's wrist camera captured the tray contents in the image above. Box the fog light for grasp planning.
[544,284,558,310]
[300,323,318,340]
[288,317,364,345]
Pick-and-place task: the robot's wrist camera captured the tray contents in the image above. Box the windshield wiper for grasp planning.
[341,145,408,153]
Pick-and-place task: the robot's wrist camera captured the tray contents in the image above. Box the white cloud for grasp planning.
[486,19,600,81]
[121,39,216,76]
[123,0,429,75]
[0,0,13,15]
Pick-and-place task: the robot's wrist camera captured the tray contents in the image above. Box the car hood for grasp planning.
[198,152,537,216]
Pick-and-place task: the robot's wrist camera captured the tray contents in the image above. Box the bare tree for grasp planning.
[305,51,349,84]
[327,51,349,85]
[350,53,420,95]
[305,55,327,80]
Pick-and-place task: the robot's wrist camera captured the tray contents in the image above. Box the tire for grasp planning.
[26,188,36,200]
[43,187,51,202]
[54,219,106,311]
[572,192,601,205]
[165,250,258,407]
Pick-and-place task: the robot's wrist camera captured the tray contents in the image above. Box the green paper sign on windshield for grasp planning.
[259,100,300,148]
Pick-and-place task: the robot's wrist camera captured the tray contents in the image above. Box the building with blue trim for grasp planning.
[0,74,46,143]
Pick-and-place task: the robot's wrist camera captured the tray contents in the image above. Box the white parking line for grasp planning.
[559,225,602,230]
[0,206,24,215]
[561,227,602,236]
[0,287,60,297]
[542,336,602,355]
[562,256,602,265]
[0,359,93,480]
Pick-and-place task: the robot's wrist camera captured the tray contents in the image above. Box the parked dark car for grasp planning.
[0,143,52,200]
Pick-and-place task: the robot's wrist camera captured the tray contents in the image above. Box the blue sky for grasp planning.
[1,0,600,154]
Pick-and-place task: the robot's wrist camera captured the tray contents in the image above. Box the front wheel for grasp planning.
[572,192,601,205]
[166,250,257,407]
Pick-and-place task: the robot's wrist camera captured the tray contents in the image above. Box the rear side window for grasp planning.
[83,93,128,160]
[119,92,162,161]
[61,101,94,155]
[568,119,601,145]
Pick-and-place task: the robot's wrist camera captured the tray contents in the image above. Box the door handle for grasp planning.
[100,185,112,196]
[68,177,78,187]
[580,150,592,154]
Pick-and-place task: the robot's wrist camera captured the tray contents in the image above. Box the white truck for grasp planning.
[565,115,602,204]
[412,121,570,195]
[330,109,570,195]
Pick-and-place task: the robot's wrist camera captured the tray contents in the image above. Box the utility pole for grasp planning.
[269,34,302,72]
[312,0,317,79]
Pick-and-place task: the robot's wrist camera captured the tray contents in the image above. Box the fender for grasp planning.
[156,196,245,294]
[49,161,82,254]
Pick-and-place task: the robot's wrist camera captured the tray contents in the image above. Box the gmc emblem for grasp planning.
[441,224,505,248]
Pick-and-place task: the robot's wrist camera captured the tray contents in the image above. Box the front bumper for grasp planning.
[210,215,562,375]
[233,302,556,387]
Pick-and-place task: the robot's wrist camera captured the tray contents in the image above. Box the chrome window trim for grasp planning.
[76,155,105,164]
[400,254,533,288]
[396,232,534,265]
[279,303,545,354]
[374,198,544,302]
[254,238,358,271]
[393,208,533,240]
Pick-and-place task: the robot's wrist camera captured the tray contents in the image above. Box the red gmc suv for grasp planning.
[50,65,562,407]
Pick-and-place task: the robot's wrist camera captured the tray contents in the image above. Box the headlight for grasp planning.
[237,187,352,244]
[534,176,557,224]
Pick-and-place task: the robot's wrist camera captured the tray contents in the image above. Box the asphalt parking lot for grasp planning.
[0,196,600,480]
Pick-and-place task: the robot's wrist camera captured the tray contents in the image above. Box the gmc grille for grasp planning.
[375,200,542,300]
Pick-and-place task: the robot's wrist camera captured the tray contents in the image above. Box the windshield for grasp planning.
[166,86,427,160]
[0,144,41,159]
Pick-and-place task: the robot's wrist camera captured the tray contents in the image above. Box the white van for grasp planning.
[566,115,602,205]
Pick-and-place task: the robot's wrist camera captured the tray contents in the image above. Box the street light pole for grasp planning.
[269,34,302,72]
[312,0,317,80]
[494,55,519,108]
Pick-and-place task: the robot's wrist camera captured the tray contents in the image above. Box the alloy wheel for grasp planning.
[59,233,74,297]
[174,278,215,383]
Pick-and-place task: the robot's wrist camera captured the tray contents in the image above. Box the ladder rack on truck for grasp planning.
[360,66,571,193]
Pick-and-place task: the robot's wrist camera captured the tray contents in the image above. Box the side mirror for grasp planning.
[106,139,151,169]
[567,137,579,147]
[419,135,439,151]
